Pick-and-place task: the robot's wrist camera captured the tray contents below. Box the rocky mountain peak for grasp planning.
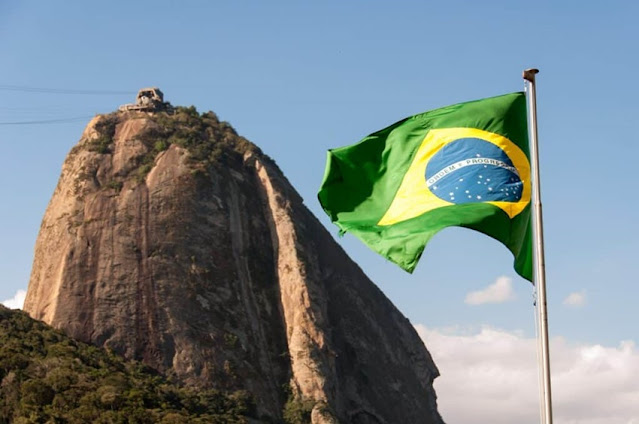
[24,106,444,423]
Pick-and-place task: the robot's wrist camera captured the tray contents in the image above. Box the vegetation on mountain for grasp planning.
[144,106,262,166]
[83,107,264,182]
[0,305,253,424]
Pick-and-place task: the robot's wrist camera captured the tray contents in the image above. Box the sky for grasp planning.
[1,1,638,422]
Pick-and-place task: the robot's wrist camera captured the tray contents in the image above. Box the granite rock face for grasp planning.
[24,109,444,423]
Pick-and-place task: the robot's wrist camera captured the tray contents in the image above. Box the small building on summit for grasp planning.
[119,87,172,112]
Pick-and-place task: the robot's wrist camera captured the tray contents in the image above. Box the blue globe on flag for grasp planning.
[425,137,523,205]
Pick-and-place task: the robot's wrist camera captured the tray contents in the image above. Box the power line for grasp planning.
[0,85,133,95]
[0,116,94,125]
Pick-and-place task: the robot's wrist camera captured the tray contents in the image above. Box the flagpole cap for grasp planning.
[523,68,539,83]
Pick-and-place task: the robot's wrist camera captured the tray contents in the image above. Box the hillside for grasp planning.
[0,304,252,424]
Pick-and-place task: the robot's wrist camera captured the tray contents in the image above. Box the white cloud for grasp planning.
[1,289,26,309]
[563,291,587,307]
[465,276,516,305]
[415,324,639,424]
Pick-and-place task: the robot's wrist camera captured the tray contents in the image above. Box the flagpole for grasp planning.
[523,68,553,424]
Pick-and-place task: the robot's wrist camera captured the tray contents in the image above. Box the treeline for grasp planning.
[0,305,253,424]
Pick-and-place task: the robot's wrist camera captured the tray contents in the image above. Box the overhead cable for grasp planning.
[0,85,133,95]
[0,116,94,125]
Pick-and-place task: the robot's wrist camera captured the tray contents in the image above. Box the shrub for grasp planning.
[88,114,119,154]
[154,140,168,152]
[106,180,123,192]
[20,379,55,407]
[283,395,315,424]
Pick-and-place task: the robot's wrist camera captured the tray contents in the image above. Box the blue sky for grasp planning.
[1,2,638,422]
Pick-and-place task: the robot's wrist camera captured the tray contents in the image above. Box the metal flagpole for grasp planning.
[523,68,553,424]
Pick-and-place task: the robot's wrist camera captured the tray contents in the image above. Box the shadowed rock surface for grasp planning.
[24,107,444,423]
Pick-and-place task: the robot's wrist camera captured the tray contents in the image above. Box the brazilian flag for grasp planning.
[318,92,533,281]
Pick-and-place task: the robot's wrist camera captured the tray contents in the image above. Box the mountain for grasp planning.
[23,105,444,423]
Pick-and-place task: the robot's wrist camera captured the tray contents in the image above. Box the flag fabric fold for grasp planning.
[318,92,533,281]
